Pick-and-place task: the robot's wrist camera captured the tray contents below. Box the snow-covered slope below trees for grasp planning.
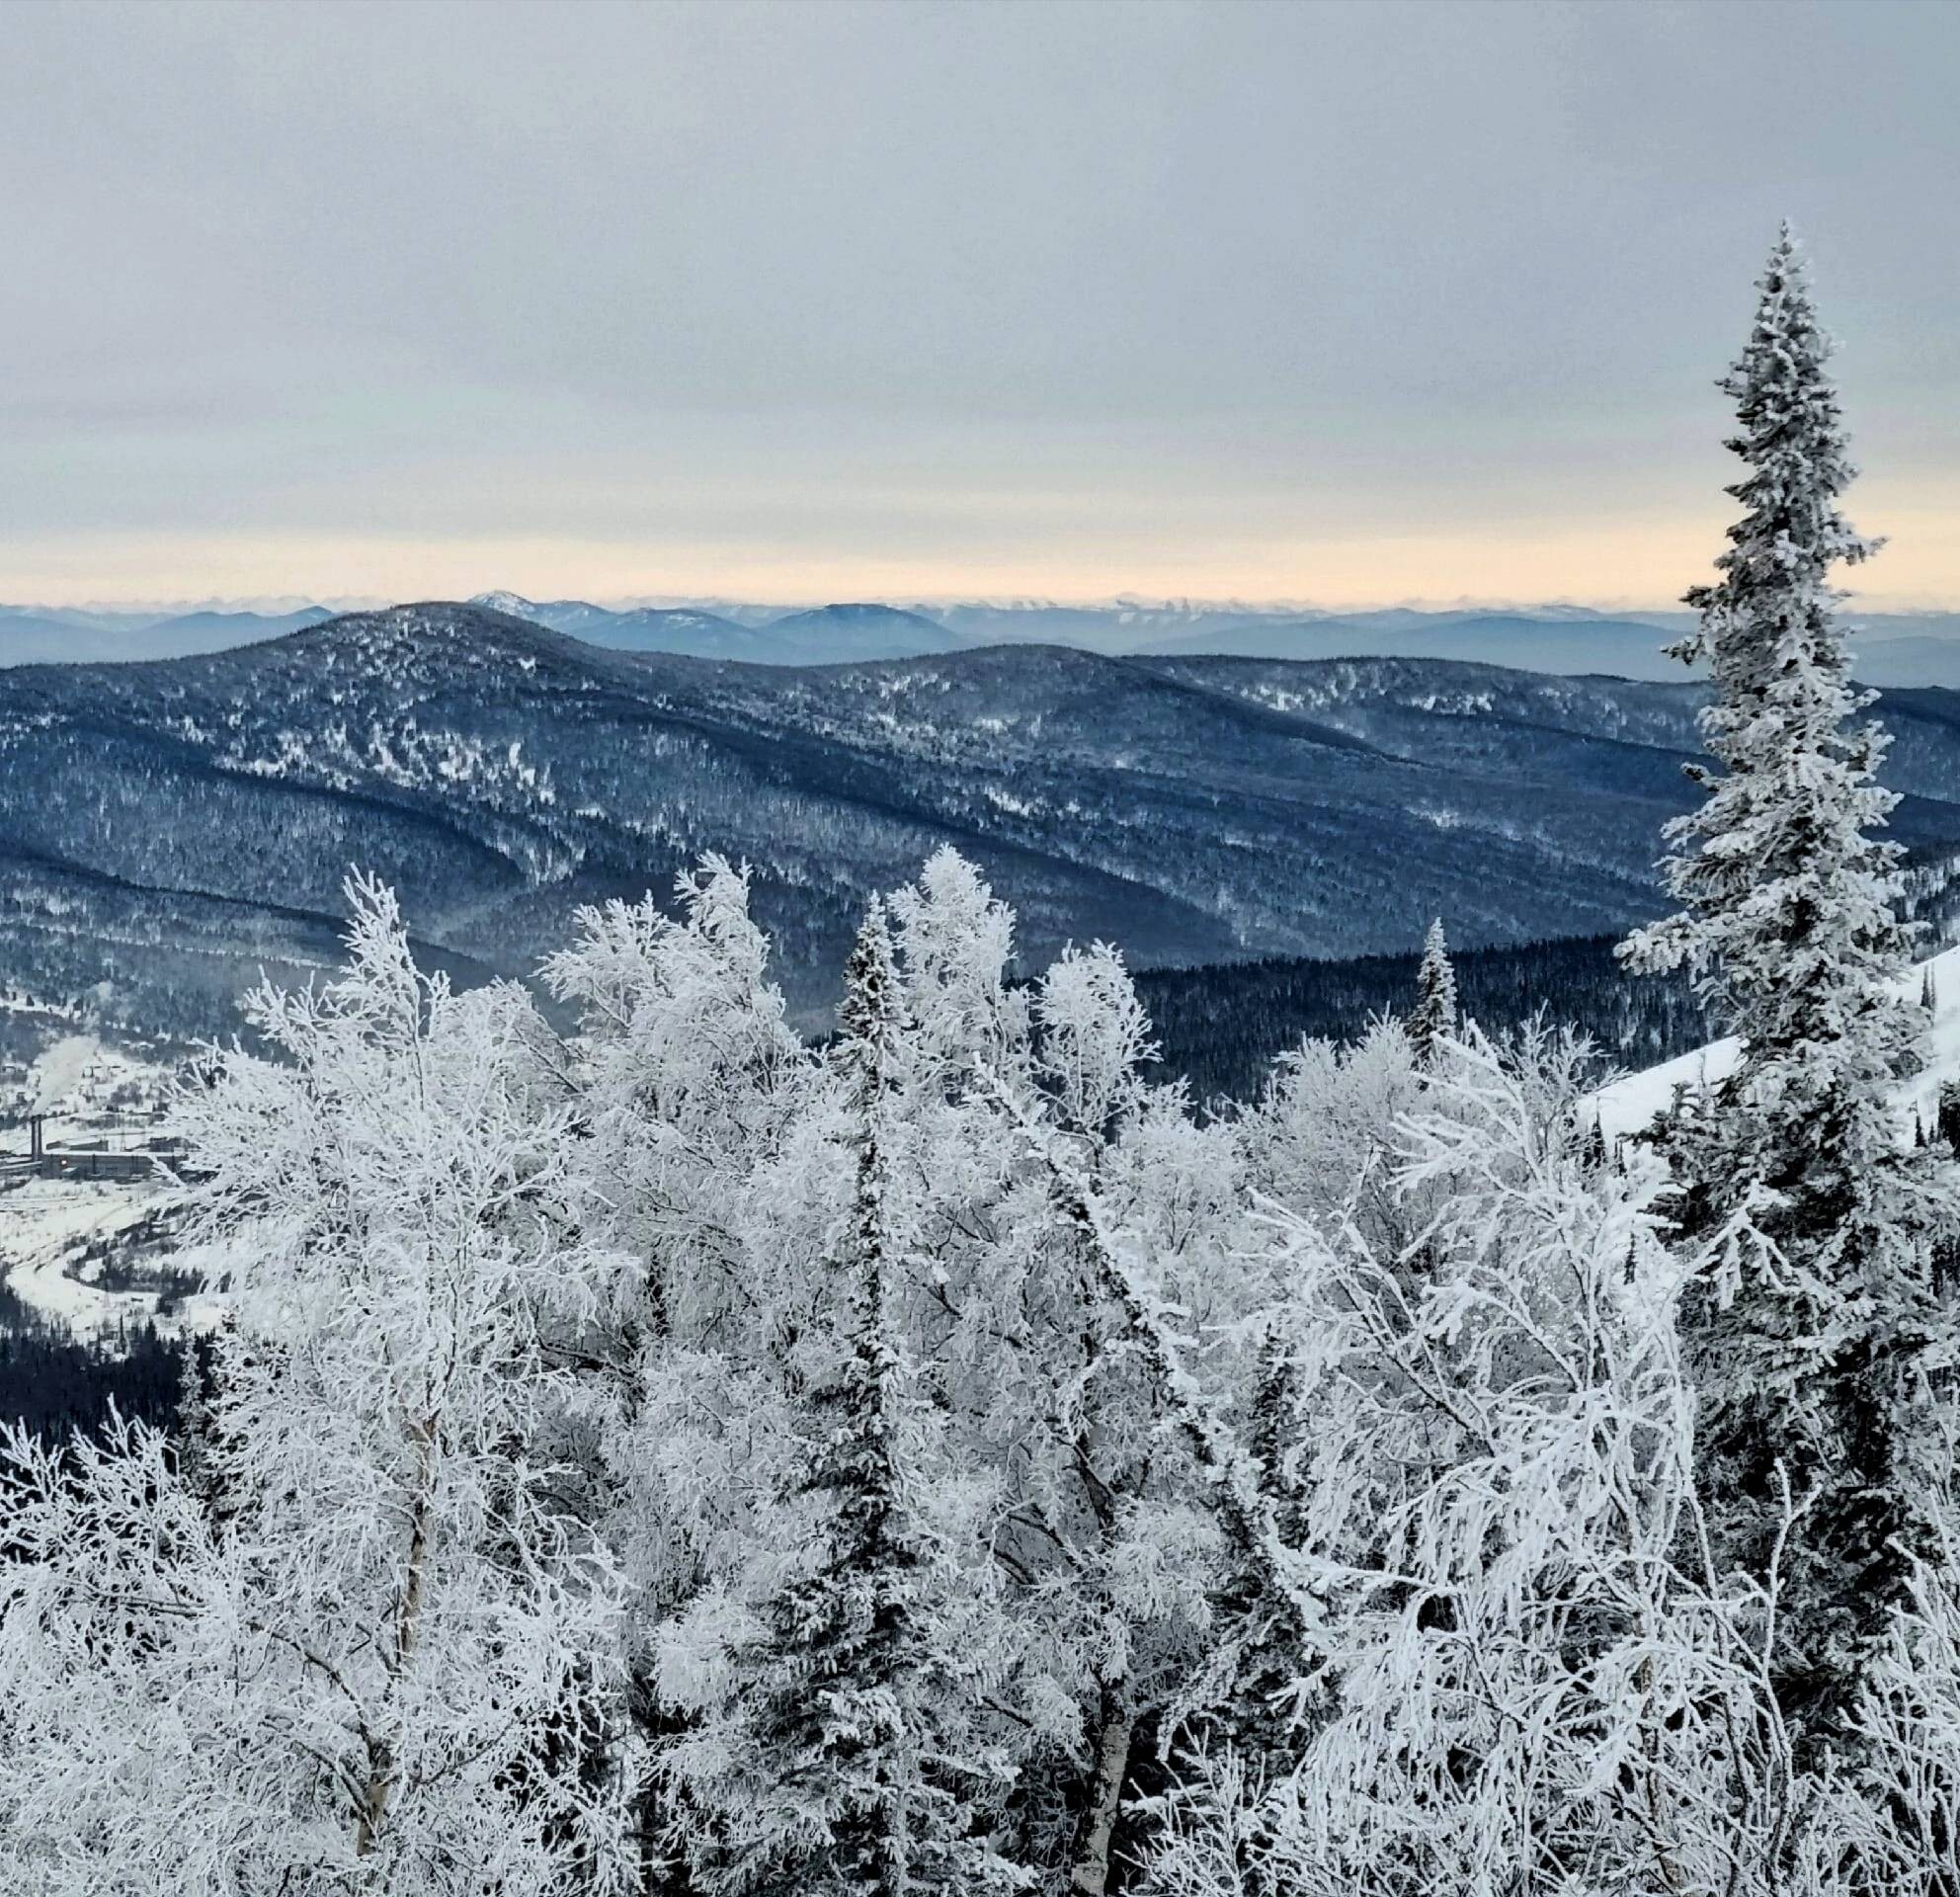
[0,1015,203,1341]
[1593,940,1960,1143]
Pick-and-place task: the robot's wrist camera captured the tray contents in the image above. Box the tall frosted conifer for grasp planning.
[1408,918,1458,1066]
[714,905,999,1897]
[1622,227,1955,1742]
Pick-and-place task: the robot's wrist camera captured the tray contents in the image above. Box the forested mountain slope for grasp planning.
[6,601,1960,1037]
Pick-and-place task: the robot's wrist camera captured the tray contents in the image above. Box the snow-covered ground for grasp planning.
[0,1020,212,1341]
[1591,941,1960,1144]
[0,1176,205,1338]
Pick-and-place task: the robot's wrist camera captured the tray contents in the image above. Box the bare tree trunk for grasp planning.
[356,1414,438,1857]
[354,1736,396,1859]
[1072,1696,1136,1897]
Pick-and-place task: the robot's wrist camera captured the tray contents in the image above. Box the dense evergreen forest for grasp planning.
[1137,930,1713,1101]
[0,1278,188,1439]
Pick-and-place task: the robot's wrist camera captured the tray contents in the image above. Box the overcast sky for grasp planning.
[1,0,1955,609]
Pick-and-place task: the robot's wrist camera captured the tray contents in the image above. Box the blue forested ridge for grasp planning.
[3,602,1960,1042]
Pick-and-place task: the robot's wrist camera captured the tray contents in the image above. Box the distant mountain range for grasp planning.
[0,605,332,666]
[6,601,1960,1042]
[1131,611,1689,674]
[758,602,964,662]
[9,592,1960,683]
[1120,605,1960,685]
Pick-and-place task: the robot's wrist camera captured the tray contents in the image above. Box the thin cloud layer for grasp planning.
[1,0,1955,606]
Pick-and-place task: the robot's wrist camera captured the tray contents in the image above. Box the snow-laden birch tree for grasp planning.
[1139,1028,1832,1897]
[537,857,832,1884]
[0,875,639,1897]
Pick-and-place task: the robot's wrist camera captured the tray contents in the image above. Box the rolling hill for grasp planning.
[10,594,1960,684]
[4,601,1960,1039]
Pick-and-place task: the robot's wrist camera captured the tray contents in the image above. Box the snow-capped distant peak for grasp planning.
[469,591,537,618]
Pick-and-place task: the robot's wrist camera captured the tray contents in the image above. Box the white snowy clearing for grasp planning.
[1592,939,1960,1144]
[0,1178,182,1337]
[0,1026,209,1340]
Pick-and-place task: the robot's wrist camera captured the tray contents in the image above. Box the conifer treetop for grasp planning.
[1619,228,1954,1746]
[1409,916,1459,1066]
[1625,225,1913,1057]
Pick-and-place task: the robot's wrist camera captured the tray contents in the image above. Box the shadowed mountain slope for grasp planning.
[5,603,1960,1036]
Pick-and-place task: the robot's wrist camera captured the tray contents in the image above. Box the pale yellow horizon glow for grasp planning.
[5,479,1957,614]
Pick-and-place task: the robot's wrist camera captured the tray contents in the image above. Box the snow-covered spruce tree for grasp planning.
[669,904,1015,1897]
[0,875,639,1895]
[1407,918,1458,1067]
[1621,227,1958,1741]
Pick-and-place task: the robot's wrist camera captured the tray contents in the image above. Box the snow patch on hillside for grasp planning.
[1592,941,1960,1144]
[0,1178,195,1337]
